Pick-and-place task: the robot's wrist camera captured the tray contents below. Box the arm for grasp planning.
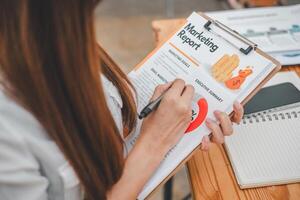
[108,79,193,199]
[107,137,167,200]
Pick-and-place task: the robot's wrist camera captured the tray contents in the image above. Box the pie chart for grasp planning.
[185,94,208,133]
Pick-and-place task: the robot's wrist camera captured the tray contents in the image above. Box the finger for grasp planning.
[214,110,233,136]
[166,79,185,98]
[232,101,244,124]
[206,118,224,144]
[150,82,172,101]
[201,135,211,151]
[181,84,195,103]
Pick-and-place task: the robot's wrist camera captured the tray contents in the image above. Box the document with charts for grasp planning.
[206,4,300,65]
[126,12,280,199]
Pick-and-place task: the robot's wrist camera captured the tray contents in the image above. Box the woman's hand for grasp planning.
[108,79,194,200]
[200,101,244,151]
[138,79,195,158]
[108,80,243,199]
[138,79,244,154]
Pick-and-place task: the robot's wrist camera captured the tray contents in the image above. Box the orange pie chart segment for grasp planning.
[185,97,208,133]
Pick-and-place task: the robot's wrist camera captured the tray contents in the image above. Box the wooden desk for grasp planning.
[152,19,300,200]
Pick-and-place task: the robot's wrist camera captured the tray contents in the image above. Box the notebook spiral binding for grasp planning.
[242,110,300,124]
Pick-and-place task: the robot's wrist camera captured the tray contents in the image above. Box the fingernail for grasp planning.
[234,101,241,109]
[232,119,240,125]
[201,144,208,151]
[206,118,213,124]
[233,121,239,125]
[204,136,210,142]
[201,144,205,150]
[214,110,221,117]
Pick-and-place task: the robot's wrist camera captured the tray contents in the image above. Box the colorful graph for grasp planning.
[185,94,208,133]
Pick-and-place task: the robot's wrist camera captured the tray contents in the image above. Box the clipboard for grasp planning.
[132,12,281,199]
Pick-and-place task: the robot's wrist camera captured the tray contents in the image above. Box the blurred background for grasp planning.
[94,0,300,199]
[95,0,299,73]
[95,0,230,73]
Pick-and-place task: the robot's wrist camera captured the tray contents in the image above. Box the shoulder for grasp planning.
[0,91,49,200]
[0,90,82,200]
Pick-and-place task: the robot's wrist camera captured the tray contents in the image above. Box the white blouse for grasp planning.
[0,76,125,200]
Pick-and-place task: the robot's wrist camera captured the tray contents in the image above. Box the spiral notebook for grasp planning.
[225,106,300,188]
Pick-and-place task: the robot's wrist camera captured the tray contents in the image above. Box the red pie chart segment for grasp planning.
[185,98,208,133]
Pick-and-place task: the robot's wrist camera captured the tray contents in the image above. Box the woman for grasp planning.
[0,1,244,200]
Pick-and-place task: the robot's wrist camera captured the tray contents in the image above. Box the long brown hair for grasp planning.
[0,0,136,199]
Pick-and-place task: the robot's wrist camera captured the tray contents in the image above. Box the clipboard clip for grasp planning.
[204,20,257,55]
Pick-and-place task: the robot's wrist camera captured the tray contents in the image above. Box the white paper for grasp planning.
[206,4,300,65]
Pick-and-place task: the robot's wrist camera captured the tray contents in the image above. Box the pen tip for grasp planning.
[138,113,145,119]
